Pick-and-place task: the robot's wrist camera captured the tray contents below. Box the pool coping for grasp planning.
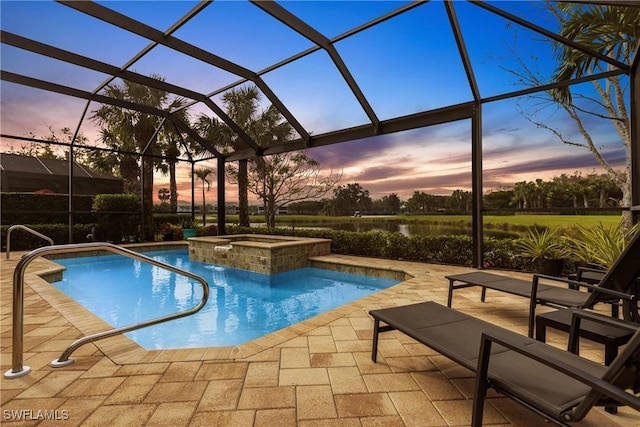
[23,242,412,366]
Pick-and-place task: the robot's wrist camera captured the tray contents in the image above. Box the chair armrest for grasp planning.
[533,273,591,291]
[532,274,635,301]
[526,274,633,340]
[577,266,607,275]
[568,309,640,354]
[576,267,607,285]
[570,310,640,334]
[475,329,640,412]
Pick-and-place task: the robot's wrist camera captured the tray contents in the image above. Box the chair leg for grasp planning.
[371,319,380,363]
[535,321,546,342]
[447,280,454,307]
[604,343,619,414]
[527,301,537,338]
[472,336,492,427]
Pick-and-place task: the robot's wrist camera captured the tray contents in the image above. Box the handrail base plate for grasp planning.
[4,366,31,379]
[50,358,74,368]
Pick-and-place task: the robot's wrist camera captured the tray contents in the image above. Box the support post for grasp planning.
[471,102,484,268]
[217,156,226,235]
[68,100,90,243]
[631,45,639,225]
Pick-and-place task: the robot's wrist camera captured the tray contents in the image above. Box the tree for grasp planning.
[450,189,472,212]
[158,188,170,203]
[288,199,328,215]
[193,167,214,226]
[379,193,402,214]
[510,181,535,209]
[90,76,182,240]
[197,85,281,227]
[483,187,514,210]
[8,126,88,161]
[330,183,372,216]
[404,191,447,213]
[156,102,189,214]
[406,191,429,214]
[245,151,340,227]
[552,173,582,208]
[156,188,171,213]
[85,128,139,193]
[513,4,639,227]
[590,173,621,208]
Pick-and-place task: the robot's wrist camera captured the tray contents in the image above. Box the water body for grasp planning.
[51,249,399,349]
[263,220,516,239]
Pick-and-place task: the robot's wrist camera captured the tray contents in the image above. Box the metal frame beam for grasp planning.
[470,1,629,72]
[227,103,475,160]
[0,31,260,155]
[58,0,307,149]
[0,0,637,251]
[251,0,380,133]
[445,1,480,102]
[631,43,640,224]
[1,70,224,158]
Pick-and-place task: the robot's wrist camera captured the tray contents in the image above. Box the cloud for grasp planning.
[308,133,400,166]
[487,147,627,177]
[358,164,415,180]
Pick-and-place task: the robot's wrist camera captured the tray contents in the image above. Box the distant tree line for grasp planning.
[288,172,622,216]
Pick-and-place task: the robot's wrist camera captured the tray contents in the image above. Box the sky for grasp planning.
[0,0,633,205]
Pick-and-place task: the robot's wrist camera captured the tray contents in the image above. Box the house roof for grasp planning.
[0,153,121,182]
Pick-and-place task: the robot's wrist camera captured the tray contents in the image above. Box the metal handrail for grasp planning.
[4,242,209,379]
[5,225,54,260]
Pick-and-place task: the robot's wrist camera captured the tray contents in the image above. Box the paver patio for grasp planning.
[2,247,639,426]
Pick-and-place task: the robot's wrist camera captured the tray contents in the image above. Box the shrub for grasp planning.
[93,194,141,242]
[198,225,218,236]
[1,192,94,224]
[224,226,528,269]
[563,221,640,268]
[1,223,96,251]
[483,237,528,270]
[514,227,568,261]
[153,213,195,228]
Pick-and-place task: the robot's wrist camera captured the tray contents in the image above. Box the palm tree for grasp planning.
[91,76,178,240]
[158,188,170,204]
[87,128,139,193]
[196,85,293,227]
[511,181,536,209]
[193,167,214,226]
[548,3,640,227]
[156,98,189,213]
[221,86,260,228]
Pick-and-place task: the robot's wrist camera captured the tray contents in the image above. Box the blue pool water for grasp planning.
[51,249,398,349]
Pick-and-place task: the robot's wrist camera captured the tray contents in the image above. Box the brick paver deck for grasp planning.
[2,246,639,426]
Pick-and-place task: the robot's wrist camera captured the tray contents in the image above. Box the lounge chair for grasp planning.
[446,230,640,336]
[369,302,640,426]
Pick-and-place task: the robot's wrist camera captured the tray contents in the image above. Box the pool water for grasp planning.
[51,249,399,349]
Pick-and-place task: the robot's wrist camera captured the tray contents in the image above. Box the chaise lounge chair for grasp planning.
[446,230,640,336]
[369,302,640,426]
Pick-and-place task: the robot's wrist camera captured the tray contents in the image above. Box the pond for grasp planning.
[254,220,517,239]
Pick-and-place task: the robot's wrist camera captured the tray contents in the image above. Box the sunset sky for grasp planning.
[0,1,632,204]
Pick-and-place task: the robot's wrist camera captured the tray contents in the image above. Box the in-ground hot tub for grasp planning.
[188,234,332,274]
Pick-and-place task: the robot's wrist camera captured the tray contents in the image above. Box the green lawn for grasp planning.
[482,214,622,229]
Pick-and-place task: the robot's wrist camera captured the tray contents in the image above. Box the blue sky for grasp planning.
[0,1,633,202]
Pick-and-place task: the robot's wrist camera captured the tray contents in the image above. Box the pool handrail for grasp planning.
[4,242,210,379]
[5,224,54,260]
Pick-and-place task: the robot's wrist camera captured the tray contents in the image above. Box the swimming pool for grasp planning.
[51,249,399,349]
